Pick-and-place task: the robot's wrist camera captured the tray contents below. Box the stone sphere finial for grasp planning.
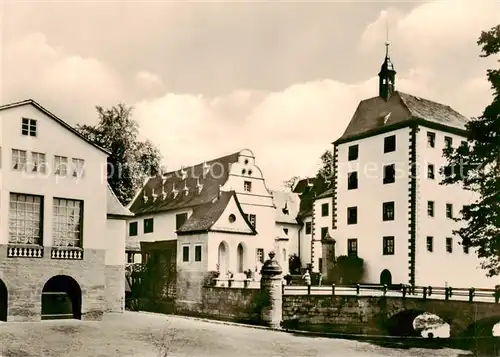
[268,251,276,260]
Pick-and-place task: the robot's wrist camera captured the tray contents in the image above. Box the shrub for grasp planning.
[331,255,365,284]
[288,254,302,274]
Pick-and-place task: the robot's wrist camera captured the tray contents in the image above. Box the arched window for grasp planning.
[237,243,245,273]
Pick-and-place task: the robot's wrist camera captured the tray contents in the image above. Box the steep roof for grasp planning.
[293,177,332,219]
[107,184,134,218]
[336,91,469,144]
[272,190,301,225]
[128,152,240,215]
[316,188,333,200]
[177,191,257,235]
[0,99,111,155]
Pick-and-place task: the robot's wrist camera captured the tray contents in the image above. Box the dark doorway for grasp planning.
[42,275,81,320]
[380,269,392,286]
[0,279,7,321]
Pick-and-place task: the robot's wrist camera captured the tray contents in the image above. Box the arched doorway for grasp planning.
[237,243,245,273]
[218,241,229,275]
[0,279,7,321]
[380,269,392,286]
[42,275,81,320]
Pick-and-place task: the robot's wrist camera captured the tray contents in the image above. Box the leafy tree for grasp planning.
[288,253,302,274]
[283,176,301,190]
[442,25,500,277]
[76,104,163,205]
[317,149,333,180]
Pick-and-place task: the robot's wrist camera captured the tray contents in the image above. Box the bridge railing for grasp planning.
[283,284,500,303]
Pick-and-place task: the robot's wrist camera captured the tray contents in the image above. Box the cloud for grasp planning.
[1,0,496,190]
[2,32,125,125]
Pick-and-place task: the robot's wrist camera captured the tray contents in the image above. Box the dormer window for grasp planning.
[21,118,37,137]
[244,181,252,192]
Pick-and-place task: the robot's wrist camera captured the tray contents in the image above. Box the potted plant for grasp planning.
[243,269,253,287]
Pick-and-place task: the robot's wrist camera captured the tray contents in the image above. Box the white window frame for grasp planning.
[31,152,46,173]
[54,155,68,176]
[12,149,27,171]
[72,158,85,178]
[52,198,83,248]
[8,193,43,245]
[21,118,37,137]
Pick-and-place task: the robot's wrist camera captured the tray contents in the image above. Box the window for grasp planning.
[256,248,264,263]
[283,228,289,235]
[321,227,328,239]
[348,172,358,190]
[12,149,27,171]
[426,236,433,252]
[382,201,395,221]
[427,201,434,217]
[246,213,256,229]
[463,240,470,254]
[72,158,85,178]
[347,239,358,256]
[305,221,312,234]
[144,218,154,233]
[427,164,435,179]
[348,145,358,161]
[195,245,202,262]
[444,136,453,148]
[446,238,453,253]
[427,132,436,148]
[383,164,395,184]
[182,246,189,262]
[126,252,134,263]
[176,213,188,230]
[244,181,252,192]
[462,205,470,219]
[318,258,323,273]
[446,203,453,219]
[383,236,395,255]
[8,193,43,245]
[129,222,138,236]
[384,135,396,153]
[31,152,46,173]
[321,203,329,217]
[347,206,357,225]
[52,198,83,247]
[21,118,37,137]
[54,155,68,176]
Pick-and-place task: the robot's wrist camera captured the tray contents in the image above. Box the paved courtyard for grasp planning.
[0,312,471,356]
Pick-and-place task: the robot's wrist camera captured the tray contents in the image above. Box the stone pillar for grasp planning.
[260,251,283,328]
[321,233,336,281]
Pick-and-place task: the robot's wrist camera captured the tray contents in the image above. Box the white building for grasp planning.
[125,149,300,308]
[314,45,496,288]
[0,99,131,322]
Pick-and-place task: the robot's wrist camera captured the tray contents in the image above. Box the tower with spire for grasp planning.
[378,41,396,101]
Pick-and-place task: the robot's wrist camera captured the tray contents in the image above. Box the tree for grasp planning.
[76,104,163,205]
[317,149,333,181]
[442,24,500,277]
[331,255,364,284]
[283,176,300,190]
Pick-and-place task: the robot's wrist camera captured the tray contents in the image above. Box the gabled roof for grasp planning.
[335,91,469,144]
[0,99,111,155]
[272,190,300,225]
[177,191,257,235]
[107,184,134,218]
[293,177,332,219]
[128,152,240,215]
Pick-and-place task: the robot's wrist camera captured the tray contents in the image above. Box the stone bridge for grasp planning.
[282,292,500,337]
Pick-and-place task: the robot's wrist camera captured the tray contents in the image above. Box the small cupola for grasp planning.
[378,41,396,101]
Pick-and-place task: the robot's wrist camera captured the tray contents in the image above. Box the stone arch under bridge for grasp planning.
[41,275,82,320]
[380,297,500,337]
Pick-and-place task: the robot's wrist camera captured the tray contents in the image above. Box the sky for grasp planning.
[1,0,499,190]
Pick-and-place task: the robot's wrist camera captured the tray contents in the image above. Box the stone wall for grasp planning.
[105,265,125,313]
[0,245,106,322]
[176,286,263,324]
